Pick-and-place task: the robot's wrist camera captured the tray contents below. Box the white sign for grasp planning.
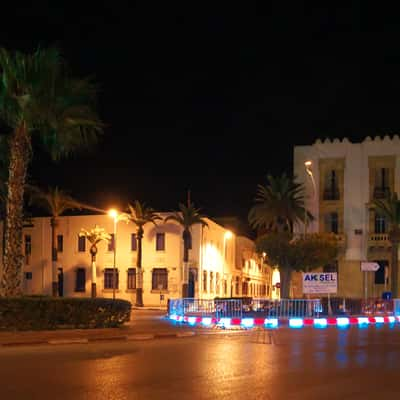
[360,262,380,271]
[302,272,337,294]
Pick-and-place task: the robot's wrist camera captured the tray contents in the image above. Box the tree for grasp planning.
[125,201,162,306]
[372,192,400,298]
[248,173,311,234]
[79,225,111,298]
[0,47,103,296]
[256,232,338,298]
[29,186,85,296]
[164,202,208,298]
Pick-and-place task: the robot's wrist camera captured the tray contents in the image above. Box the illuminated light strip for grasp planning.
[241,318,255,328]
[201,317,212,326]
[368,317,376,324]
[169,314,178,321]
[303,319,314,326]
[357,317,369,325]
[349,317,358,324]
[314,318,327,328]
[183,316,188,322]
[254,318,265,326]
[337,317,350,327]
[264,318,278,328]
[289,318,304,328]
[218,318,232,328]
[176,315,184,322]
[375,316,384,324]
[388,316,395,323]
[187,316,197,325]
[397,316,400,322]
[327,318,337,325]
[231,318,242,325]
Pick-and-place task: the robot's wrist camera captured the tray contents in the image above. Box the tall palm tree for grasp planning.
[125,201,162,306]
[29,186,85,296]
[372,192,400,298]
[164,202,208,298]
[79,225,111,298]
[0,47,103,296]
[248,173,310,234]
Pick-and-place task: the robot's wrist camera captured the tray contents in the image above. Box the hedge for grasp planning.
[0,297,132,331]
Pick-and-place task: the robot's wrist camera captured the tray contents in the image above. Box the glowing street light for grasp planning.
[304,160,316,235]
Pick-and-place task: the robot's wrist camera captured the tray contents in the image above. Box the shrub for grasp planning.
[0,297,132,331]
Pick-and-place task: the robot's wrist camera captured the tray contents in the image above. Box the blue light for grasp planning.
[188,316,197,325]
[264,318,278,328]
[337,317,350,327]
[289,318,304,328]
[202,317,212,326]
[388,316,395,323]
[169,314,178,321]
[313,318,327,328]
[241,318,254,328]
[357,317,369,325]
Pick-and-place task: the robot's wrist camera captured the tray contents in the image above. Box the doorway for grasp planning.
[188,269,195,298]
[58,268,64,297]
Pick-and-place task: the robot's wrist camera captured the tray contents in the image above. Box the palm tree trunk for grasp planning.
[279,268,292,299]
[182,230,190,298]
[1,123,30,297]
[50,217,58,296]
[391,240,399,298]
[136,228,144,306]
[91,254,96,298]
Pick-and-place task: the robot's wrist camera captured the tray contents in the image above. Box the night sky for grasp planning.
[2,3,400,235]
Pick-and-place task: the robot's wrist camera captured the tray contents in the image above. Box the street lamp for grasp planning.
[108,208,119,301]
[222,230,232,297]
[304,160,316,235]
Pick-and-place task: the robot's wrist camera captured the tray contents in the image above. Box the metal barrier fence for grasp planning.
[168,297,397,319]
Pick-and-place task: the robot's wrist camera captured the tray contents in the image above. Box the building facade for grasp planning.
[294,135,400,298]
[0,214,272,306]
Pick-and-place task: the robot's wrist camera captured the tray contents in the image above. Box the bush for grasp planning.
[0,297,132,331]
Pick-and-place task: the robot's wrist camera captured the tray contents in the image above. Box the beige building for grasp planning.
[294,135,400,298]
[0,214,271,306]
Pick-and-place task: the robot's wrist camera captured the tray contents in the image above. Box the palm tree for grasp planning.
[372,192,400,298]
[29,186,86,296]
[79,225,111,298]
[248,173,310,234]
[0,47,103,296]
[164,202,208,298]
[125,201,162,306]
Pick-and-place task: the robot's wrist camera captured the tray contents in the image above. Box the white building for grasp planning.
[0,213,272,306]
[294,135,400,298]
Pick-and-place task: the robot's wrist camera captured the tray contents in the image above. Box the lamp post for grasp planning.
[304,160,316,236]
[222,230,232,297]
[108,209,118,301]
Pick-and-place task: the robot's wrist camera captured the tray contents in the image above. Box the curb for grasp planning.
[0,331,197,348]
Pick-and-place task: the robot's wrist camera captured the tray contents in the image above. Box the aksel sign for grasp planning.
[302,272,337,294]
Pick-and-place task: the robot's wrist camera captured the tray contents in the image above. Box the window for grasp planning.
[375,213,386,234]
[75,268,86,292]
[203,271,207,292]
[325,212,339,234]
[25,235,31,264]
[152,268,168,290]
[25,272,32,280]
[156,233,165,251]
[108,234,115,252]
[78,236,86,252]
[57,235,63,252]
[131,234,137,251]
[324,170,339,200]
[242,281,248,296]
[235,276,240,295]
[104,268,119,289]
[374,168,390,198]
[127,268,136,290]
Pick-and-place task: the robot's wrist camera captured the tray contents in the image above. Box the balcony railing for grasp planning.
[373,187,391,199]
[368,233,390,247]
[323,188,340,201]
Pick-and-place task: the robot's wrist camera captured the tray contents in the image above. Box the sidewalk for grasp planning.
[0,310,193,348]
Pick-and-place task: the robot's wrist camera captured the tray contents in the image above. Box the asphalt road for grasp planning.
[1,325,400,400]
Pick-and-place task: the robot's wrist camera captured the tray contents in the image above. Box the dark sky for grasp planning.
[2,2,400,233]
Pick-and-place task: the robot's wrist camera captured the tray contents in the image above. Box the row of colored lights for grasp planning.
[169,314,400,329]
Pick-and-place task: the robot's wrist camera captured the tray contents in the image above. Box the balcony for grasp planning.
[368,233,390,247]
[373,187,390,199]
[323,188,340,201]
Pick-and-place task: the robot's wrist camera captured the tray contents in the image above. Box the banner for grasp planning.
[302,272,337,294]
